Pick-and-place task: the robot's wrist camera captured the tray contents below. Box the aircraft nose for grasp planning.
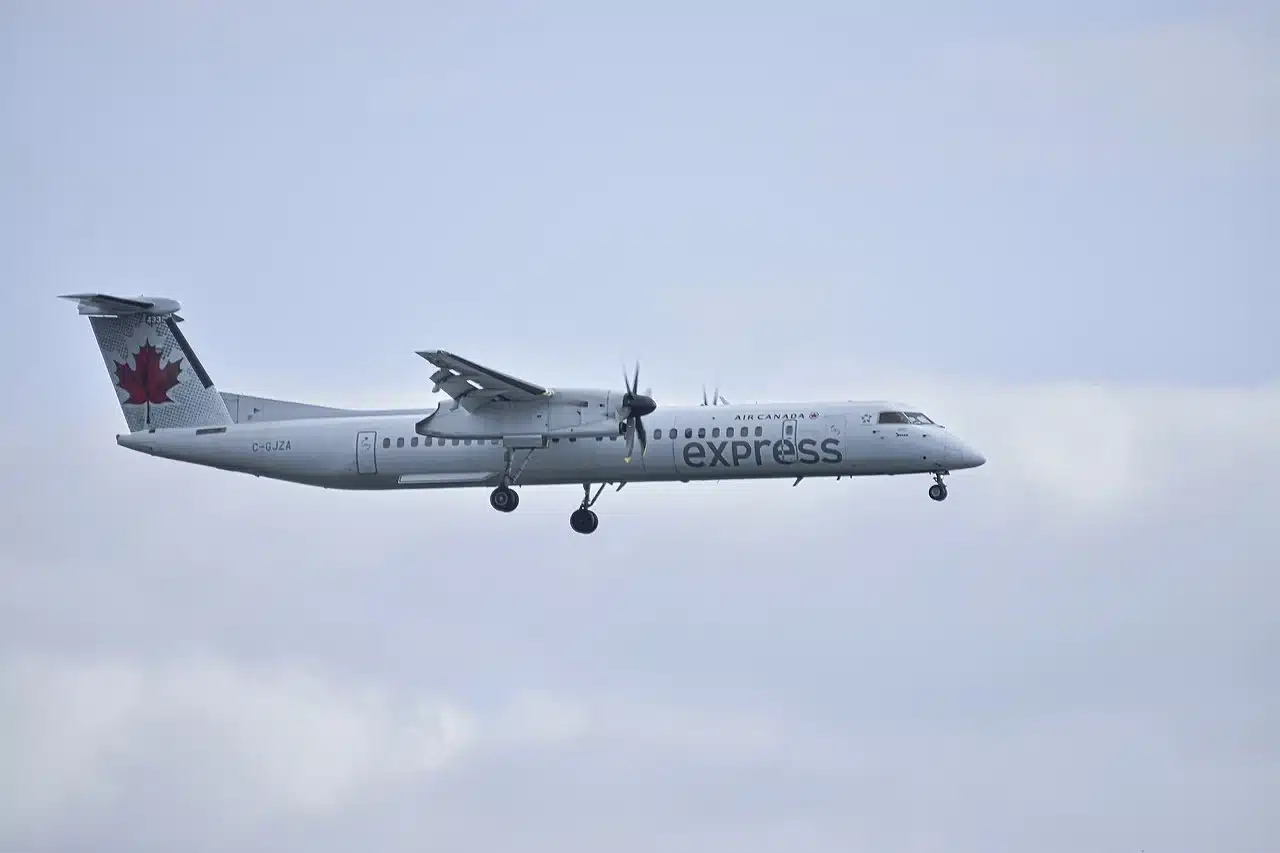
[947,438,986,469]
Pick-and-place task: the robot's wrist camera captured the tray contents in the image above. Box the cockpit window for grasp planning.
[877,411,935,425]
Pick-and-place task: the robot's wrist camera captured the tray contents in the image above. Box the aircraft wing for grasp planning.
[416,349,551,412]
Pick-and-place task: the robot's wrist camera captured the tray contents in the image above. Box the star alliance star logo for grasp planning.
[861,413,874,423]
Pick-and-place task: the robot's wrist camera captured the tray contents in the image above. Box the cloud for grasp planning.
[0,653,788,846]
[0,654,476,833]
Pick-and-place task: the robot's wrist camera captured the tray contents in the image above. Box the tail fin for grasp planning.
[61,293,233,432]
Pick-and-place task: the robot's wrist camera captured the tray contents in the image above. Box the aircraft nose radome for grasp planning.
[959,444,986,469]
[946,439,985,470]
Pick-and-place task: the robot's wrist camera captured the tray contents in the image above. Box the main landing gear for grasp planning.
[491,445,537,513]
[928,472,949,502]
[490,485,520,512]
[570,483,607,534]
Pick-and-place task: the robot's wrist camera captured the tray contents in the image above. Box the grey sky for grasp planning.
[2,2,1278,852]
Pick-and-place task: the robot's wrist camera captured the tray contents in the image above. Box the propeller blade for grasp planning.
[632,362,640,398]
[622,365,633,396]
[702,385,708,406]
[637,416,648,456]
[624,421,636,462]
[713,384,720,405]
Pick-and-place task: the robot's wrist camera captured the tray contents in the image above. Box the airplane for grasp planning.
[61,293,986,534]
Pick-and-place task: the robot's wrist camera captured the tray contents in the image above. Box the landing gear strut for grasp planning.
[570,483,605,534]
[928,472,949,502]
[490,485,519,512]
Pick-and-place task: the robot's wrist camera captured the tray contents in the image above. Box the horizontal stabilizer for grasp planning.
[59,293,183,318]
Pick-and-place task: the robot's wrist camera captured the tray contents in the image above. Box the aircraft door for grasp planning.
[822,415,847,467]
[777,418,799,464]
[356,430,378,474]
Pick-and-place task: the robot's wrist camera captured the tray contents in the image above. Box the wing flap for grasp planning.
[417,349,550,411]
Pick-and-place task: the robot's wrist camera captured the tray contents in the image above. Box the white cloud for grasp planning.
[0,654,788,843]
[0,654,476,833]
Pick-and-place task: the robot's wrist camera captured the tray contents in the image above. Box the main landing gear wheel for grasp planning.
[928,473,948,502]
[490,485,519,513]
[570,483,607,534]
[570,507,599,534]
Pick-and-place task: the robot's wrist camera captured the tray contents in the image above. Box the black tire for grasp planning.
[490,486,517,512]
[928,483,948,502]
[570,508,596,534]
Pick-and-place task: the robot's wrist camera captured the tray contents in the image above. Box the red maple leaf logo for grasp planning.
[115,342,182,406]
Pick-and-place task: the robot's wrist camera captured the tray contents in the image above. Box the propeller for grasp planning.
[619,362,656,462]
[701,383,730,406]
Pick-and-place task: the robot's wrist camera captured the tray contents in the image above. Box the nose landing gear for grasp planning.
[928,472,949,502]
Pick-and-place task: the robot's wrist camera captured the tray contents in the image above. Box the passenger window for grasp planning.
[878,412,909,424]
[684,428,693,439]
[451,439,459,446]
[712,427,720,438]
[726,427,734,437]
[411,437,418,447]
[596,436,603,441]
[698,428,706,438]
[755,426,762,437]
[437,438,445,446]
[382,438,390,448]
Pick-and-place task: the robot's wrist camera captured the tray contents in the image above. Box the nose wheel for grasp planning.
[490,485,519,512]
[928,473,948,502]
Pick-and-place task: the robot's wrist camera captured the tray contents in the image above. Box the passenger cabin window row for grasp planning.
[381,437,503,448]
[381,424,776,450]
[649,426,764,440]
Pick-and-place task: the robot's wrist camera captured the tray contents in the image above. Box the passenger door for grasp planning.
[356,430,378,474]
[778,418,799,463]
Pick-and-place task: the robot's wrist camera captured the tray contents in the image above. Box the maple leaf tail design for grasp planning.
[62,293,234,433]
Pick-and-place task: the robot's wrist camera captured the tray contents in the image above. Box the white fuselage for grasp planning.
[116,401,980,491]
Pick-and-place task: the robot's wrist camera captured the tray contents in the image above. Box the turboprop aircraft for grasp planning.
[62,293,986,534]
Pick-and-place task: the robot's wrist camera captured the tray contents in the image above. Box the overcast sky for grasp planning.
[2,2,1278,851]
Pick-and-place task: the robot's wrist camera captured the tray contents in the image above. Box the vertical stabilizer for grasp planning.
[60,293,233,432]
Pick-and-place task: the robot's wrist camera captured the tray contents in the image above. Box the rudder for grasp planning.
[62,293,233,432]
